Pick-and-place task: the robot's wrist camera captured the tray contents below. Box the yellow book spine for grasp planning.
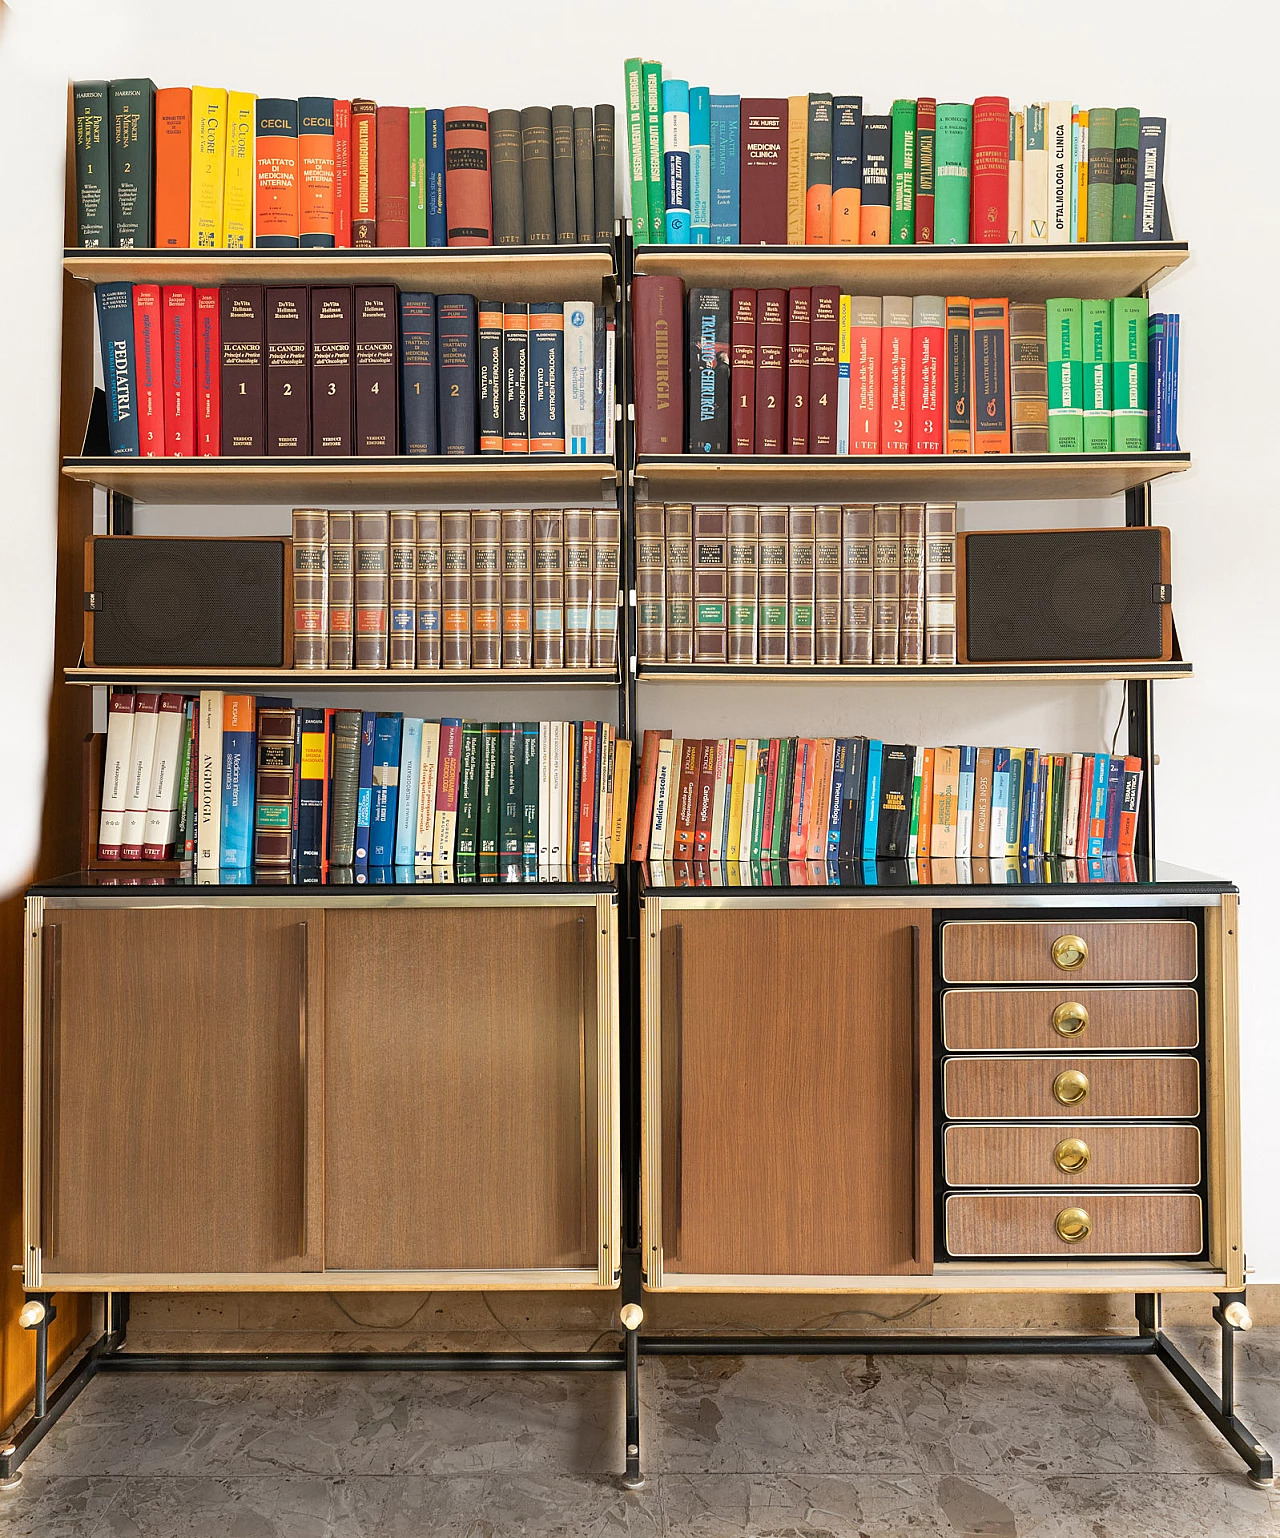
[1075,110,1089,243]
[190,87,228,248]
[787,96,807,244]
[223,90,256,249]
[610,738,631,864]
[738,739,759,858]
[724,739,748,861]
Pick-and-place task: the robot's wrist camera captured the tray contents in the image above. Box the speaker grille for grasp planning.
[964,530,1166,662]
[91,540,285,668]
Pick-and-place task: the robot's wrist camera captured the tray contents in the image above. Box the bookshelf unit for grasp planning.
[5,131,1269,1493]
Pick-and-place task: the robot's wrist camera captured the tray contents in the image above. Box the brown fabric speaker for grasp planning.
[959,528,1173,663]
[84,538,291,667]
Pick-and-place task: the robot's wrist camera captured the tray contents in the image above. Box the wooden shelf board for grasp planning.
[62,455,620,505]
[633,241,1189,300]
[63,244,618,300]
[633,452,1191,503]
[68,666,619,688]
[638,662,1193,684]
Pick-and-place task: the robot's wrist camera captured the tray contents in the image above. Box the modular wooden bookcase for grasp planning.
[3,130,1271,1491]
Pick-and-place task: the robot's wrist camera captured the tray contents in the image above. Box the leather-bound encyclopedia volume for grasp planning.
[437,294,478,454]
[787,504,815,665]
[478,301,504,452]
[635,503,666,665]
[501,508,532,667]
[489,109,524,245]
[253,706,298,871]
[444,106,492,245]
[520,106,554,243]
[739,98,788,245]
[814,504,842,664]
[414,510,442,669]
[328,512,354,667]
[441,509,471,668]
[1010,300,1049,452]
[399,292,438,454]
[809,286,839,453]
[219,285,265,456]
[353,510,389,668]
[686,288,730,454]
[292,509,328,669]
[730,289,756,454]
[726,504,759,664]
[563,508,594,668]
[757,504,788,663]
[389,511,416,669]
[692,504,728,663]
[310,286,353,456]
[925,501,958,665]
[664,503,693,665]
[472,509,502,668]
[354,285,398,455]
[785,288,811,455]
[552,105,577,243]
[351,99,377,246]
[265,286,310,455]
[872,502,901,664]
[841,503,873,664]
[593,103,616,241]
[532,509,565,668]
[754,288,786,453]
[573,107,596,241]
[899,502,925,664]
[632,274,685,454]
[592,508,620,668]
[376,105,410,247]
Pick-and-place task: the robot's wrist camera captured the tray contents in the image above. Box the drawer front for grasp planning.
[945,1192,1204,1257]
[943,1122,1201,1188]
[941,988,1199,1052]
[942,1056,1200,1120]
[941,921,1198,984]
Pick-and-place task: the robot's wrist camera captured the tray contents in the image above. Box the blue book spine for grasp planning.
[1168,315,1180,449]
[990,747,1010,857]
[354,711,376,873]
[95,282,139,455]
[709,95,740,243]
[219,709,256,869]
[436,294,477,454]
[956,746,976,856]
[528,302,565,450]
[827,739,847,856]
[399,292,438,454]
[861,741,883,862]
[839,738,867,863]
[1086,753,1110,858]
[1019,749,1039,859]
[370,714,403,866]
[1005,754,1023,857]
[831,97,864,209]
[592,306,607,454]
[688,86,711,243]
[861,857,879,886]
[296,707,326,866]
[1102,756,1125,856]
[394,718,423,866]
[662,79,691,244]
[426,110,447,246]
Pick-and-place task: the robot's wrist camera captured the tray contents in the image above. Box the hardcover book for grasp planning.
[399,292,438,454]
[502,302,531,452]
[687,288,731,453]
[529,302,566,452]
[911,295,945,453]
[971,298,1010,454]
[785,287,811,454]
[444,106,493,245]
[632,274,685,453]
[755,288,786,452]
[914,97,936,243]
[223,91,255,249]
[971,96,1010,243]
[219,285,264,456]
[809,286,840,452]
[945,297,971,453]
[190,87,227,248]
[889,99,915,244]
[354,285,398,455]
[255,98,299,247]
[830,96,863,244]
[109,78,155,246]
[376,105,410,247]
[328,512,354,667]
[692,504,728,661]
[162,285,195,455]
[739,98,788,245]
[521,106,555,243]
[806,93,834,243]
[574,106,596,241]
[489,108,524,245]
[594,103,616,241]
[934,103,972,245]
[74,82,110,245]
[879,295,912,453]
[265,286,310,455]
[351,99,377,245]
[1009,301,1049,452]
[437,294,478,454]
[298,96,337,247]
[858,115,890,244]
[552,104,578,243]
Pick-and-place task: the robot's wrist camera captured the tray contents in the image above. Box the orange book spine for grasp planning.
[916,746,935,859]
[789,738,815,859]
[154,87,191,248]
[805,738,834,860]
[255,100,298,247]
[971,296,1011,454]
[298,100,336,246]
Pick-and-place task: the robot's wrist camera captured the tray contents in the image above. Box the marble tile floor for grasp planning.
[2,1328,1279,1536]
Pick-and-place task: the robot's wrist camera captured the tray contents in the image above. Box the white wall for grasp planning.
[4,0,1276,1278]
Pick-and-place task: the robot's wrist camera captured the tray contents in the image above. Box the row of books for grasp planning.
[97,690,631,879]
[622,69,1169,247]
[291,508,620,672]
[643,855,1147,888]
[634,278,1176,456]
[74,83,616,249]
[635,502,957,667]
[96,284,614,459]
[630,730,1144,866]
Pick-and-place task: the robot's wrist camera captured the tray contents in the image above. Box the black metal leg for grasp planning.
[620,1247,644,1489]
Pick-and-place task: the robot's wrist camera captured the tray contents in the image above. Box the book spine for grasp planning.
[250,704,298,868]
[370,714,403,866]
[662,79,692,243]
[971,297,1011,454]
[592,509,621,669]
[223,90,255,249]
[354,510,389,669]
[631,274,686,453]
[98,691,137,858]
[393,717,422,866]
[408,107,427,247]
[441,509,471,668]
[305,285,351,454]
[1047,297,1084,452]
[254,97,297,248]
[710,94,740,243]
[688,87,711,243]
[472,509,502,668]
[1082,297,1113,452]
[219,284,264,455]
[836,294,851,450]
[1008,110,1024,243]
[350,99,376,245]
[565,301,594,454]
[830,96,863,245]
[841,503,873,664]
[74,82,110,245]
[692,504,728,663]
[889,99,916,244]
[1113,107,1140,240]
[552,104,577,243]
[563,511,594,668]
[625,61,649,240]
[814,504,841,665]
[914,97,936,243]
[373,105,410,248]
[879,295,912,453]
[642,62,666,244]
[1009,301,1049,452]
[1075,110,1088,242]
[132,285,164,456]
[502,302,530,452]
[910,295,945,453]
[265,286,309,454]
[945,297,971,453]
[924,501,957,664]
[398,291,437,454]
[858,115,890,244]
[806,93,834,243]
[333,100,352,248]
[96,282,139,455]
[1022,103,1048,243]
[190,87,227,248]
[218,694,255,869]
[754,288,786,452]
[426,109,446,247]
[161,285,195,454]
[478,300,504,453]
[1136,118,1166,241]
[1045,100,1072,244]
[154,86,192,249]
[437,294,478,454]
[872,504,899,665]
[498,508,532,668]
[389,510,417,669]
[292,508,328,668]
[933,103,971,245]
[787,504,815,665]
[574,106,596,241]
[898,503,924,664]
[1111,296,1149,451]
[729,289,755,452]
[725,504,758,665]
[971,96,1010,243]
[414,510,441,669]
[445,106,492,246]
[110,79,155,246]
[533,510,565,668]
[809,286,839,452]
[518,105,554,244]
[739,97,788,245]
[433,720,462,867]
[414,717,438,866]
[488,108,524,246]
[529,302,566,452]
[757,505,788,662]
[786,96,807,244]
[849,295,881,453]
[635,503,667,663]
[1086,107,1115,243]
[663,503,694,664]
[686,287,731,453]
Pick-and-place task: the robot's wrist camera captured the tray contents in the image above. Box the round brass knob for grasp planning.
[1053,1137,1090,1174]
[1055,1207,1092,1243]
[1052,1001,1089,1037]
[1051,934,1089,971]
[1053,1069,1090,1106]
[619,1303,644,1332]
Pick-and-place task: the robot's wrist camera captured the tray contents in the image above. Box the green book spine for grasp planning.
[479,721,501,877]
[521,721,539,874]
[1046,298,1083,452]
[109,78,156,246]
[933,103,972,245]
[890,99,916,243]
[749,742,769,861]
[1111,296,1149,451]
[1081,298,1112,452]
[456,721,481,877]
[766,739,787,861]
[625,58,651,242]
[74,81,111,246]
[500,722,522,857]
[1112,107,1140,240]
[642,61,666,243]
[409,108,427,248]
[1086,107,1115,243]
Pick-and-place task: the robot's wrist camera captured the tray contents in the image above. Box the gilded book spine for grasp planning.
[471,509,502,668]
[389,510,416,669]
[563,508,594,668]
[291,508,328,669]
[501,508,532,668]
[757,504,789,664]
[872,503,901,665]
[787,504,815,666]
[814,503,842,665]
[328,511,354,667]
[899,502,925,665]
[692,504,728,663]
[414,510,441,669]
[533,509,565,668]
[925,501,958,665]
[635,503,667,664]
[841,502,873,664]
[726,503,758,665]
[353,510,389,669]
[592,509,621,669]
[1010,301,1050,453]
[664,503,694,666]
[441,510,472,668]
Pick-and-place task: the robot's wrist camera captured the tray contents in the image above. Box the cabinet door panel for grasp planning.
[42,907,320,1275]
[324,907,598,1272]
[661,907,929,1278]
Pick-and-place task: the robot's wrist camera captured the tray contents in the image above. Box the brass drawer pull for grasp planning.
[1053,1069,1090,1106]
[1053,1137,1090,1173]
[1052,1000,1089,1037]
[1055,1206,1092,1243]
[1051,934,1088,971]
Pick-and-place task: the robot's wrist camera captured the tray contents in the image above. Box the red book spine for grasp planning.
[1077,755,1095,856]
[632,275,686,454]
[1118,757,1143,858]
[376,105,410,247]
[809,285,840,452]
[739,98,789,245]
[786,287,811,454]
[444,105,493,246]
[914,97,936,244]
[162,286,195,456]
[880,302,912,453]
[693,738,717,857]
[971,96,1010,243]
[631,728,672,862]
[849,310,881,454]
[760,740,780,859]
[351,100,377,246]
[910,311,943,455]
[730,288,756,453]
[320,708,333,872]
[195,288,220,457]
[578,721,598,865]
[755,287,786,452]
[333,100,352,247]
[132,284,165,456]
